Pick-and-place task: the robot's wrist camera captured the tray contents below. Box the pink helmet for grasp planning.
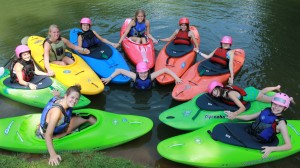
[272,92,290,108]
[80,17,92,25]
[207,81,224,94]
[136,62,149,73]
[179,17,190,25]
[221,36,232,45]
[15,45,30,58]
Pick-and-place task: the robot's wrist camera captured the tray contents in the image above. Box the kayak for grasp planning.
[159,92,274,131]
[69,28,131,84]
[0,67,90,109]
[0,108,153,153]
[157,120,300,167]
[154,26,200,85]
[27,36,104,95]
[120,18,155,69]
[172,49,245,101]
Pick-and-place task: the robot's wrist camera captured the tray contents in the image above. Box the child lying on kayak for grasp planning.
[101,61,182,90]
[208,81,295,119]
[225,92,293,158]
[10,45,52,90]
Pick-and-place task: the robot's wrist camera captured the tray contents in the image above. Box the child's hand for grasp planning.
[224,111,236,120]
[52,89,61,97]
[175,78,183,84]
[101,77,112,85]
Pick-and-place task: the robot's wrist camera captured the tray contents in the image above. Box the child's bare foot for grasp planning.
[275,85,281,91]
[290,97,296,104]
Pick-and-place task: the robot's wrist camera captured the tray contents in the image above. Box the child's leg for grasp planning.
[260,85,281,94]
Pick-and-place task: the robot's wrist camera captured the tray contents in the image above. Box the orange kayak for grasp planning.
[172,49,245,101]
[155,26,200,85]
[120,18,155,68]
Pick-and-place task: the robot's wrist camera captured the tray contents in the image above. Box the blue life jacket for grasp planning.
[40,97,72,135]
[248,108,285,142]
[129,21,146,37]
[134,73,152,90]
[78,30,101,49]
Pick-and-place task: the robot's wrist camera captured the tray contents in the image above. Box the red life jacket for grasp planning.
[10,59,35,83]
[209,47,230,67]
[173,30,191,45]
[222,85,247,106]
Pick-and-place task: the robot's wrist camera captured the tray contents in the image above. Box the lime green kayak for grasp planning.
[157,120,300,167]
[0,67,90,109]
[0,108,153,153]
[159,92,274,131]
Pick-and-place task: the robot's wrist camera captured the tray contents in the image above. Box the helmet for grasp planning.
[207,81,223,94]
[220,36,232,45]
[80,17,92,25]
[179,17,190,25]
[272,92,290,108]
[136,62,149,73]
[15,45,30,58]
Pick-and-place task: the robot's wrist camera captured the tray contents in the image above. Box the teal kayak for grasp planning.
[157,120,300,167]
[0,108,153,153]
[0,67,90,109]
[159,92,274,131]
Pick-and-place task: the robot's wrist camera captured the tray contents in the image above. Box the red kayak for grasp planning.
[154,26,200,85]
[120,18,155,68]
[172,49,245,101]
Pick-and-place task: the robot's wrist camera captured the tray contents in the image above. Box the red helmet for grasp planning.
[179,17,190,25]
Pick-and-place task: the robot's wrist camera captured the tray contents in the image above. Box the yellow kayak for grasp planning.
[27,36,103,95]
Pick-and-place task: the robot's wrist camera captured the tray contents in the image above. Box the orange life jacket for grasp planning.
[173,30,191,45]
[209,47,230,67]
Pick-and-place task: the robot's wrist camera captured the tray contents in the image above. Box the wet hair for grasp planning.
[66,84,82,96]
[134,9,146,22]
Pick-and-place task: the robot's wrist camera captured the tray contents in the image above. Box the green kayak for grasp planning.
[0,108,153,153]
[0,67,90,109]
[159,92,274,131]
[157,120,300,167]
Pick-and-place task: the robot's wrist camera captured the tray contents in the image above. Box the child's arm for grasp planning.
[150,68,182,84]
[101,69,136,85]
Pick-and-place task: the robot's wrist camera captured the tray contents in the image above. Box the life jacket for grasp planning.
[209,47,230,67]
[129,21,146,37]
[173,30,191,45]
[43,37,66,62]
[134,73,152,90]
[248,108,285,142]
[40,97,72,135]
[10,58,35,83]
[78,30,101,49]
[221,85,247,106]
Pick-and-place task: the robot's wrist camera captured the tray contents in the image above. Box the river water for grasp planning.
[0,0,300,167]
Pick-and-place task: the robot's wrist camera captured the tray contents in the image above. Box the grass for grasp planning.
[0,151,147,168]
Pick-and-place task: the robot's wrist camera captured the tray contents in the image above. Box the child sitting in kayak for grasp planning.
[198,36,235,84]
[43,24,90,76]
[10,45,52,90]
[158,17,199,53]
[101,61,182,90]
[37,85,96,166]
[208,81,295,119]
[117,9,158,46]
[77,17,119,49]
[225,92,293,158]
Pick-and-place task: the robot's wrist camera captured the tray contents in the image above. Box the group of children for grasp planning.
[8,8,296,166]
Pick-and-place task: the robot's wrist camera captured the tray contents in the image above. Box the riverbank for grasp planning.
[0,151,147,168]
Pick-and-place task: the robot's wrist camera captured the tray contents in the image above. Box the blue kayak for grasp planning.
[69,28,131,84]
